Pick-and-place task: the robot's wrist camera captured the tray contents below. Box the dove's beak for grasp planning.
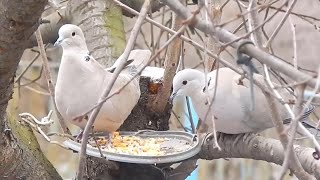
[169,93,177,104]
[54,37,63,46]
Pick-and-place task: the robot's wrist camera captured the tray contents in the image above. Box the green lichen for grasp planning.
[104,2,126,61]
[6,90,62,179]
[7,91,42,154]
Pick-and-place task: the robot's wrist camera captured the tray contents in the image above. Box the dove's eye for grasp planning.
[182,80,187,85]
[72,32,76,36]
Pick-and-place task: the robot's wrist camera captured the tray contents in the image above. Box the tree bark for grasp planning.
[26,0,164,50]
[0,0,62,179]
[199,133,320,179]
[67,0,126,66]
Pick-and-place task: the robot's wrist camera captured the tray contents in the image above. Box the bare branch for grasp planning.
[264,0,297,48]
[34,28,71,135]
[289,16,298,69]
[199,133,320,179]
[152,0,186,112]
[278,84,306,180]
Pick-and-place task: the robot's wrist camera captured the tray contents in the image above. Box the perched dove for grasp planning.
[54,24,151,132]
[170,68,314,134]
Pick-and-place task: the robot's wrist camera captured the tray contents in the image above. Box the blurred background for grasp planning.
[11,0,320,179]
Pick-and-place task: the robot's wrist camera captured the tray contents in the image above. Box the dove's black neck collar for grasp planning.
[84,52,91,62]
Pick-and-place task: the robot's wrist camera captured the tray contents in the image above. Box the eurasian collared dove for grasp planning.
[54,24,151,132]
[170,67,314,134]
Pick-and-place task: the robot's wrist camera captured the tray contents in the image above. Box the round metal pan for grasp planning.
[63,130,201,164]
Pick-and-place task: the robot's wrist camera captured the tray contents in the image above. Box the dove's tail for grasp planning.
[106,49,151,76]
[127,49,151,71]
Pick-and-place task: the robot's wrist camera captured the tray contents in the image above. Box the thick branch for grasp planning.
[152,0,184,112]
[120,0,163,17]
[162,0,318,90]
[199,133,320,179]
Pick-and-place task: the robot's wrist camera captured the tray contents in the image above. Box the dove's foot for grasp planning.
[75,131,83,142]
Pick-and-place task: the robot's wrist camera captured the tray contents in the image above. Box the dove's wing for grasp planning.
[93,50,151,131]
[55,50,142,132]
[106,49,151,76]
[206,68,294,133]
[55,24,151,132]
[55,51,107,124]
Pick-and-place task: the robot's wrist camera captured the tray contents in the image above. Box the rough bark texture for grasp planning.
[152,2,184,113]
[0,0,62,179]
[26,0,164,49]
[120,77,171,132]
[199,133,320,179]
[120,0,164,17]
[67,0,126,66]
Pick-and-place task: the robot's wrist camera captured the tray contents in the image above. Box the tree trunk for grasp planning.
[0,0,62,179]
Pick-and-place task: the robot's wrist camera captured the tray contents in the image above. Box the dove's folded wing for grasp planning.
[106,49,151,75]
[206,68,278,132]
[102,73,141,123]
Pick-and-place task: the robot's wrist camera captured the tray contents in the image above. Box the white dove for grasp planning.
[54,24,151,132]
[170,68,314,134]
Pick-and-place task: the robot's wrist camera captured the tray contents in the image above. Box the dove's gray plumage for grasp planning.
[55,24,151,132]
[171,68,294,134]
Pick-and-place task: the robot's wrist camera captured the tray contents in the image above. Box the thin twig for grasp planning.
[15,52,40,83]
[217,0,280,27]
[278,84,306,180]
[247,0,264,49]
[162,0,318,89]
[265,91,313,179]
[114,0,298,105]
[34,28,71,135]
[264,0,297,48]
[171,110,189,132]
[289,16,297,69]
[91,130,106,159]
[23,85,50,96]
[18,66,44,87]
[245,1,312,177]
[221,1,287,49]
[265,64,320,150]
[114,0,236,71]
[47,132,75,139]
[152,0,186,112]
[18,111,70,150]
[19,110,54,126]
[235,0,248,32]
[258,2,320,24]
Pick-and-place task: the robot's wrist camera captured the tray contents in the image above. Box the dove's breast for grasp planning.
[55,53,105,122]
[55,53,141,132]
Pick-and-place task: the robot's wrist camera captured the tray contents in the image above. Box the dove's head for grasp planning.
[54,24,88,52]
[170,69,205,102]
